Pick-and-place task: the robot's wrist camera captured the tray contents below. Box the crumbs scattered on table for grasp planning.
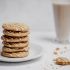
[54,51,58,55]
[53,45,70,66]
[56,48,60,51]
[54,48,60,56]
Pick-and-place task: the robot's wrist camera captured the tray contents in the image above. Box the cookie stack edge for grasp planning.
[1,23,29,58]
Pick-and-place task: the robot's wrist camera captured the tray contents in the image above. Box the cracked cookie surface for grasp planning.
[2,23,29,31]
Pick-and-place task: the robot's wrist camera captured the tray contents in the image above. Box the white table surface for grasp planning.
[0,31,70,70]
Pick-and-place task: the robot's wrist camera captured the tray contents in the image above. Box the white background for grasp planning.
[0,0,55,31]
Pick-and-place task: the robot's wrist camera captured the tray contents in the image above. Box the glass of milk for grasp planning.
[52,0,70,43]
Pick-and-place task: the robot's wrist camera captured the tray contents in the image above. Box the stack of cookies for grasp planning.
[1,23,29,58]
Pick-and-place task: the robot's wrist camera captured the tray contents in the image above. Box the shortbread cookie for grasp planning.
[2,46,29,52]
[2,23,29,31]
[3,42,28,48]
[1,51,29,58]
[2,35,28,42]
[3,30,29,37]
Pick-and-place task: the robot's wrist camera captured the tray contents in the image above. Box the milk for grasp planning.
[53,2,70,42]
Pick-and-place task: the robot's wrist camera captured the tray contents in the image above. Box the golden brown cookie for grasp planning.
[2,35,28,42]
[3,30,29,37]
[2,46,29,52]
[55,57,70,65]
[2,23,29,31]
[1,51,29,58]
[3,42,29,48]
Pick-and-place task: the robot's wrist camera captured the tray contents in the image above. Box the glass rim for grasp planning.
[52,2,70,5]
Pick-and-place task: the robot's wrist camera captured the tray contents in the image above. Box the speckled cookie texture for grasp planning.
[2,23,29,31]
[1,23,29,58]
[3,30,29,37]
[1,51,29,58]
[2,35,28,42]
[2,46,29,52]
[3,42,29,48]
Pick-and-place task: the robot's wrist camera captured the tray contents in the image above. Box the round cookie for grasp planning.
[1,51,29,58]
[2,23,29,31]
[3,42,29,48]
[2,35,28,42]
[3,30,29,37]
[2,46,29,52]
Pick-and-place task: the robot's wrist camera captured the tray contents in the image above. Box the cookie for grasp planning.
[3,42,29,48]
[2,46,29,52]
[2,23,29,31]
[1,51,29,58]
[2,35,28,42]
[55,57,70,65]
[3,30,29,37]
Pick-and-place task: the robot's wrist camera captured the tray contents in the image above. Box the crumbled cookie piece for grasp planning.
[55,57,70,65]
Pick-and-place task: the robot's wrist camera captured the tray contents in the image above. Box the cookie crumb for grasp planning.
[56,48,60,51]
[54,48,60,56]
[54,52,58,55]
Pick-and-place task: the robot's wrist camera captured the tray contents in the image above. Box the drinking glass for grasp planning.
[52,0,70,43]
